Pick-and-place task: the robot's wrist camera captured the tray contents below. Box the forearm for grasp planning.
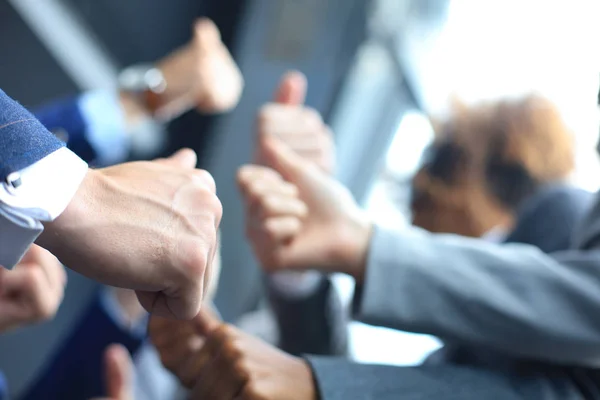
[355,225,600,366]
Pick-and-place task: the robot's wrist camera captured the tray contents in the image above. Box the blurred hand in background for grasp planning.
[255,71,335,174]
[0,245,66,333]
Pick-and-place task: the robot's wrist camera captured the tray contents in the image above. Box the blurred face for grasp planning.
[410,140,508,238]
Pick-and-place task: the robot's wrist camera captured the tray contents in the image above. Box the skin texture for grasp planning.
[156,18,244,116]
[38,149,222,320]
[0,245,66,333]
[238,137,372,282]
[255,71,335,174]
[151,311,318,400]
[148,71,338,399]
[90,344,135,400]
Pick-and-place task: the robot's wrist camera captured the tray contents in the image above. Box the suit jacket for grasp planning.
[335,185,600,399]
[0,89,64,181]
[306,356,582,400]
[305,185,597,400]
[20,292,145,400]
[33,95,97,163]
[268,276,348,357]
[504,184,592,253]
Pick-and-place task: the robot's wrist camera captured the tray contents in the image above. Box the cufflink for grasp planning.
[4,172,22,195]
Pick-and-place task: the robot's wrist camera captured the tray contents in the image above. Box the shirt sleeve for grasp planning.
[0,147,87,268]
[77,90,131,166]
[78,90,166,166]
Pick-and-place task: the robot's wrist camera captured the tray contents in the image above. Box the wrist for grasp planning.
[291,358,319,400]
[155,46,196,113]
[37,169,98,254]
[332,212,373,284]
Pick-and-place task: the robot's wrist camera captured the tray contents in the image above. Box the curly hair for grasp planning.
[411,95,575,237]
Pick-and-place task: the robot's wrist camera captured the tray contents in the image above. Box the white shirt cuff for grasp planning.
[0,147,87,218]
[268,271,323,299]
[78,90,167,164]
[0,147,87,268]
[78,90,131,166]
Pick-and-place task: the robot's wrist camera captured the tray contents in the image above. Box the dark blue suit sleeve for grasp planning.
[0,89,64,181]
[0,371,7,400]
[20,293,146,400]
[33,96,96,164]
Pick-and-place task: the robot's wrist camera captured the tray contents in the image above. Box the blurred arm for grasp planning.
[353,220,600,366]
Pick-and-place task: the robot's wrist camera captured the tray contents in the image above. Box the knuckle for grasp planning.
[262,195,280,214]
[222,341,243,361]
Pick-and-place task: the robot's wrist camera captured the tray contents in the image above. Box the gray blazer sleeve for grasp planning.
[354,202,600,366]
[306,356,541,400]
[268,276,348,357]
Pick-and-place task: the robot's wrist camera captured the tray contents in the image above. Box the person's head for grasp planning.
[411,95,575,238]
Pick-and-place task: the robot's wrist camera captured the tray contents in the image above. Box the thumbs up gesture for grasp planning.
[90,344,134,400]
[255,71,335,174]
[238,135,372,282]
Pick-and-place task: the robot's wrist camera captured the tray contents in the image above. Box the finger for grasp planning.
[0,268,32,295]
[192,350,247,400]
[260,111,322,139]
[273,70,307,105]
[194,18,221,47]
[238,173,299,202]
[237,165,283,186]
[157,148,198,169]
[178,324,230,388]
[260,136,314,182]
[136,290,201,320]
[192,309,222,337]
[257,216,303,242]
[19,244,45,264]
[249,194,307,220]
[104,344,134,400]
[192,169,217,194]
[30,250,65,296]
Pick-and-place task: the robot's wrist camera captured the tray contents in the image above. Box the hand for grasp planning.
[255,71,335,174]
[153,310,317,400]
[148,307,221,388]
[238,137,373,282]
[0,245,66,333]
[90,344,134,400]
[111,243,221,327]
[157,18,243,115]
[38,149,222,320]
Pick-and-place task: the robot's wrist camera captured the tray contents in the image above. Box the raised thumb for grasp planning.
[159,148,198,169]
[104,344,134,400]
[193,18,221,48]
[274,70,307,106]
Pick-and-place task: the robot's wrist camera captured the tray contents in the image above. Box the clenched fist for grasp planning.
[151,310,317,400]
[238,137,372,281]
[255,71,335,174]
[0,245,66,332]
[39,149,222,319]
[157,18,244,115]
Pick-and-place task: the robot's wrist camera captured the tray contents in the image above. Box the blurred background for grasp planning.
[1,0,599,395]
